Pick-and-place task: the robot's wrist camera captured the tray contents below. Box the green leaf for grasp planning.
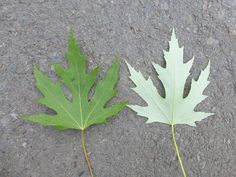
[126,29,213,126]
[24,32,127,130]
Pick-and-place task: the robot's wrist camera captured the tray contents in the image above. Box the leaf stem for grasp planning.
[171,124,187,177]
[81,129,94,177]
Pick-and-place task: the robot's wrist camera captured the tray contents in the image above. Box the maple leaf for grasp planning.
[25,32,127,130]
[126,29,213,126]
[24,31,127,177]
[126,28,213,177]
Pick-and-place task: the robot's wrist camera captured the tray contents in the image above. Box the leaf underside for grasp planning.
[126,29,213,126]
[25,32,127,130]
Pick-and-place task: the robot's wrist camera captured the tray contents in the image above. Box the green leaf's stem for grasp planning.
[81,129,94,177]
[171,124,187,177]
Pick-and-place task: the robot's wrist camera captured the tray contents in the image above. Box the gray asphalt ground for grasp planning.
[0,0,236,177]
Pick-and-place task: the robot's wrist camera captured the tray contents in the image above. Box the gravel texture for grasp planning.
[0,0,236,177]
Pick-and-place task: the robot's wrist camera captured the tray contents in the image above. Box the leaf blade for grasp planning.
[126,28,213,126]
[24,32,127,130]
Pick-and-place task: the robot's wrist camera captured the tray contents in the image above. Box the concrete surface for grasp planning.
[0,0,236,177]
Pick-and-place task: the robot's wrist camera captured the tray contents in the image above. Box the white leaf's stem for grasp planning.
[81,129,94,177]
[171,124,187,177]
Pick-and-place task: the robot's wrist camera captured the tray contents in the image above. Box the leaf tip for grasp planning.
[190,122,197,126]
[113,56,120,66]
[205,60,211,71]
[126,104,133,109]
[208,112,214,117]
[114,55,120,61]
[172,27,175,34]
[94,66,100,72]
[68,29,77,47]
[124,60,133,72]
[124,59,129,65]
[151,61,156,67]
[33,65,39,72]
[33,65,42,80]
[22,115,29,120]
[69,28,75,39]
[123,99,129,105]
[23,115,35,122]
[171,27,177,40]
